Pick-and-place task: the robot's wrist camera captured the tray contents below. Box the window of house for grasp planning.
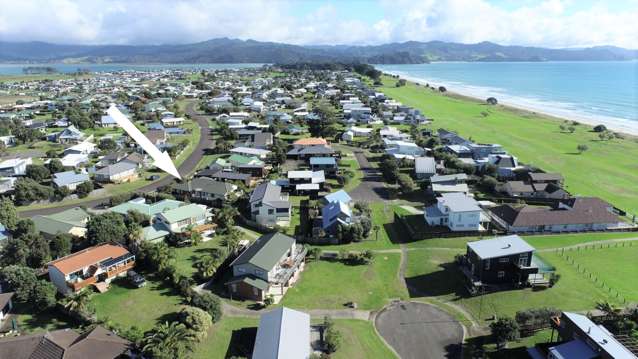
[485,259,490,270]
[519,253,528,266]
[231,284,237,292]
[499,257,509,263]
[498,271,505,278]
[268,209,274,215]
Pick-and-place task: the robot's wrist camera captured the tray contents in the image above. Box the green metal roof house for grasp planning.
[155,203,210,233]
[227,233,307,302]
[33,207,91,238]
[109,198,183,217]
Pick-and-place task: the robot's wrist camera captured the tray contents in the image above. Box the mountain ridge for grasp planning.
[1,38,636,64]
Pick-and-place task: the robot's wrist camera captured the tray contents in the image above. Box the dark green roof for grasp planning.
[231,233,295,271]
[227,275,269,291]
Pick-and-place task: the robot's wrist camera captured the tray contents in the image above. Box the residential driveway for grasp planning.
[375,301,463,359]
[349,151,389,202]
[19,101,212,217]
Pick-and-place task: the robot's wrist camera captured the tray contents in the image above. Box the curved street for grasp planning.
[19,101,212,217]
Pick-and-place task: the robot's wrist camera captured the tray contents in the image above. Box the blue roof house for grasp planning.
[309,156,338,174]
[322,200,353,233]
[323,190,352,205]
[52,171,90,191]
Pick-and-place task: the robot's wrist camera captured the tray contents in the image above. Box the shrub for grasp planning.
[190,291,222,323]
[178,306,212,341]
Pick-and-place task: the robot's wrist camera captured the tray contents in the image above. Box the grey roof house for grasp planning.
[252,307,311,359]
[52,171,90,191]
[172,177,237,206]
[249,182,291,227]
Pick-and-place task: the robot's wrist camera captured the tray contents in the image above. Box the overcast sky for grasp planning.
[0,0,637,48]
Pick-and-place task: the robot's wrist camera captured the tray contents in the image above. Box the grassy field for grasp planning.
[553,244,638,302]
[91,277,183,332]
[405,247,627,321]
[405,232,638,250]
[332,319,398,359]
[281,253,407,310]
[378,76,638,215]
[318,202,400,251]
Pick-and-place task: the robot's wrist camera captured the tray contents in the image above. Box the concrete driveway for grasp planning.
[349,151,389,202]
[375,301,464,359]
[19,101,212,217]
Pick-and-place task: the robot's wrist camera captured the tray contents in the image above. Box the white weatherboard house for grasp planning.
[249,182,291,227]
[252,307,311,359]
[0,157,32,177]
[424,192,484,231]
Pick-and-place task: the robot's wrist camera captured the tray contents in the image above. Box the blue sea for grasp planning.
[0,63,264,75]
[377,62,638,135]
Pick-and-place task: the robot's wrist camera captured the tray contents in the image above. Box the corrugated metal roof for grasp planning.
[252,307,310,359]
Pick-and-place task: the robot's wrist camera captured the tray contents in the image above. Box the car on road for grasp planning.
[147,175,161,181]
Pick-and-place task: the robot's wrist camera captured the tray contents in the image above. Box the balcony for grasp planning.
[272,246,307,285]
[67,261,135,292]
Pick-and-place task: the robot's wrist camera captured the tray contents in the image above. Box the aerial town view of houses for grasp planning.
[0,62,636,359]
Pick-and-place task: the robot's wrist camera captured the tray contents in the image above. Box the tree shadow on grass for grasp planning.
[404,262,467,298]
[225,327,258,358]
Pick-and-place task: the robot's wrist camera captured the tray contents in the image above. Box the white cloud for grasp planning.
[0,0,636,48]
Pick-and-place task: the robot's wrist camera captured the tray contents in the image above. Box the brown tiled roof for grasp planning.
[0,326,130,359]
[490,197,619,227]
[48,244,130,275]
[293,137,327,146]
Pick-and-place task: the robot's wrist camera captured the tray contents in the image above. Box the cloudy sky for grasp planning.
[0,0,637,48]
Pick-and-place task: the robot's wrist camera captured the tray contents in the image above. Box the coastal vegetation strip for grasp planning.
[377,75,638,215]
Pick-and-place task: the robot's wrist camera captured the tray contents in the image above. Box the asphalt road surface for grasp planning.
[349,150,389,202]
[19,101,213,217]
[375,301,464,359]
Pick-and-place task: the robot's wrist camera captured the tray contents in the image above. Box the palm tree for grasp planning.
[62,289,92,314]
[596,301,621,320]
[220,227,242,255]
[142,321,196,359]
[195,255,219,279]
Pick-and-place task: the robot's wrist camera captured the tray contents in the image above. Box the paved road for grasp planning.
[349,150,389,202]
[19,101,213,217]
[375,301,463,359]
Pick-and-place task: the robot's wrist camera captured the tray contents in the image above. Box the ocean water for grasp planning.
[0,63,264,75]
[377,62,638,134]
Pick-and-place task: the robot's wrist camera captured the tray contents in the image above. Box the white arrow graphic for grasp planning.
[107,104,181,179]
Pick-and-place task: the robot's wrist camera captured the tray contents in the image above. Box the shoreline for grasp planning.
[382,70,638,137]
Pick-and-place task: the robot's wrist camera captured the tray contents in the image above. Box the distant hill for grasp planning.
[1,38,636,64]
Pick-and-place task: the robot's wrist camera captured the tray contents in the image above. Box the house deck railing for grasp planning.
[272,246,307,285]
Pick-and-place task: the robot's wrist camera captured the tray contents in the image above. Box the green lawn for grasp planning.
[191,317,394,359]
[172,238,225,277]
[192,317,258,359]
[281,253,407,310]
[332,319,398,359]
[406,232,638,250]
[405,247,626,322]
[91,277,183,332]
[554,244,638,302]
[378,76,638,215]
[318,202,401,251]
[12,303,75,334]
